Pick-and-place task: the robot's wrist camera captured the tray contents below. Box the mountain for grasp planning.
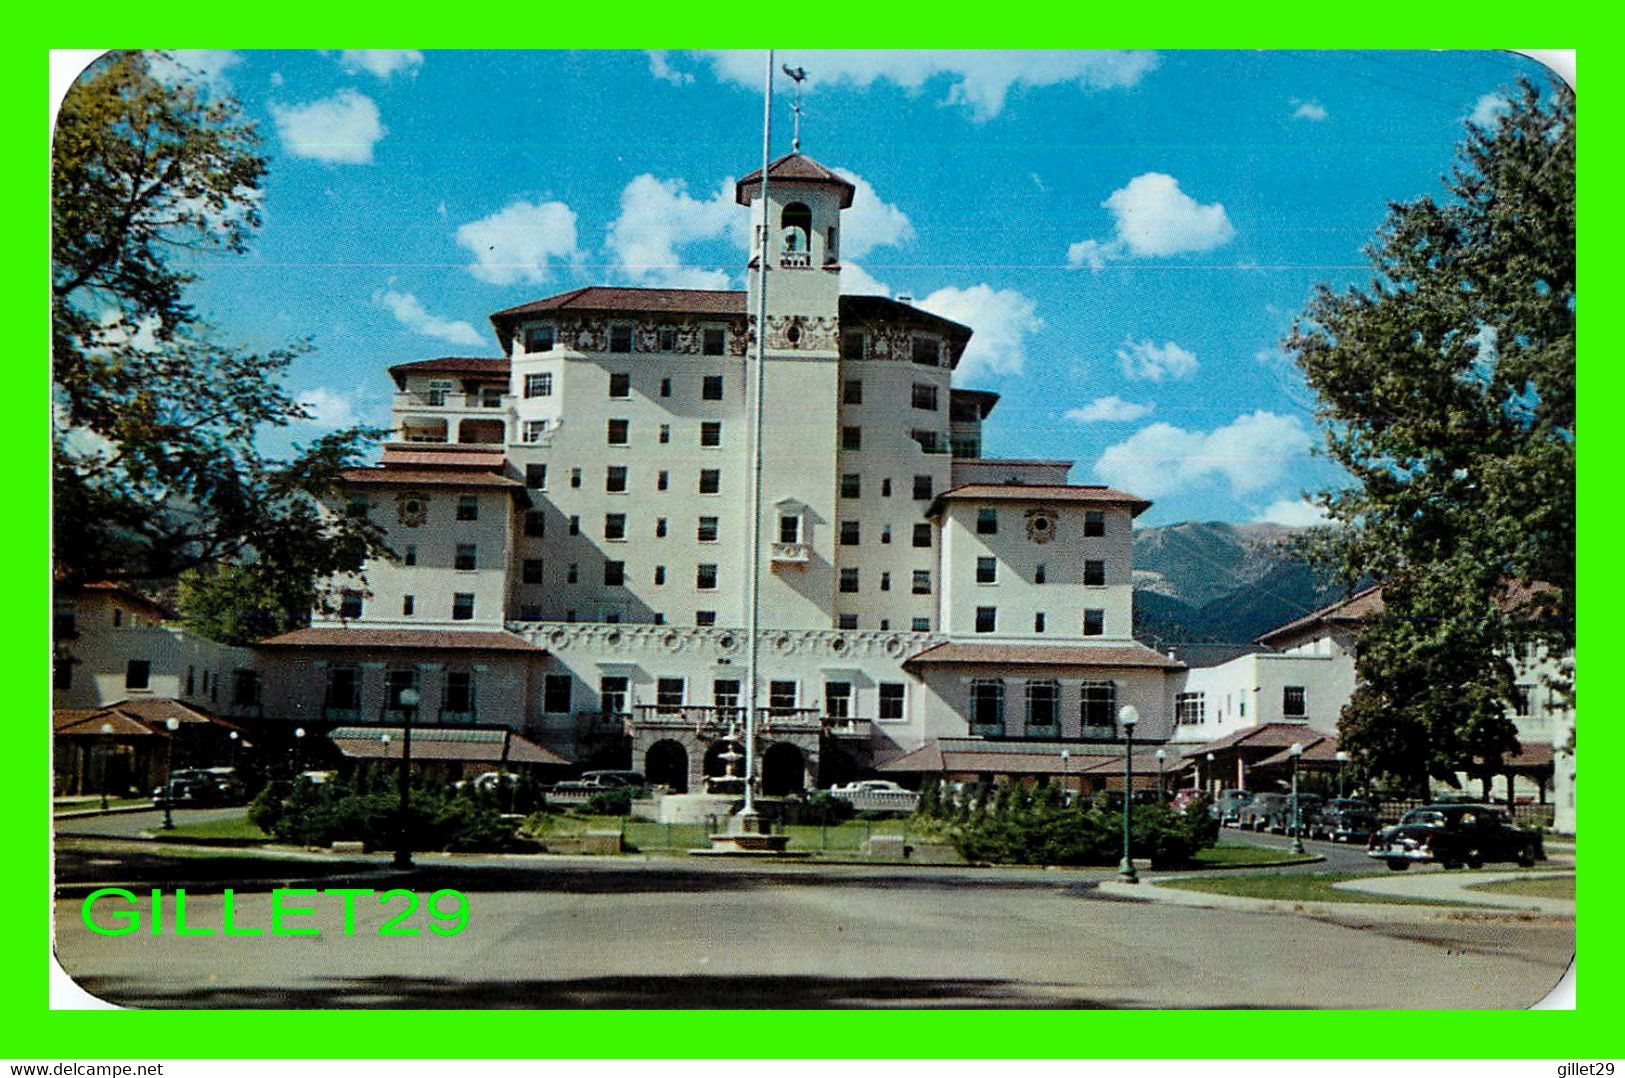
[1131,522,1345,667]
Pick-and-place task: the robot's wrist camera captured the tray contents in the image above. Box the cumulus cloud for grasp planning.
[340,50,424,79]
[147,50,241,91]
[1469,92,1511,127]
[456,199,582,285]
[833,169,913,259]
[664,49,1158,120]
[296,387,361,428]
[838,262,890,297]
[916,285,1043,381]
[1065,395,1153,423]
[1094,410,1313,498]
[646,51,693,85]
[1117,338,1198,382]
[604,174,738,289]
[1256,497,1329,527]
[1291,99,1328,121]
[271,90,386,164]
[1067,172,1235,270]
[372,289,485,346]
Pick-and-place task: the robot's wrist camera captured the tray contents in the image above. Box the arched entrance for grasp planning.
[645,739,688,793]
[819,744,862,790]
[761,742,806,796]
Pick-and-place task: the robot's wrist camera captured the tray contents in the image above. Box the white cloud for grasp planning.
[604,174,738,289]
[832,169,913,259]
[1066,173,1235,270]
[147,50,241,91]
[296,387,361,428]
[1291,99,1328,121]
[372,289,485,347]
[916,285,1043,381]
[646,51,692,85]
[271,90,386,164]
[669,50,1158,121]
[1470,92,1511,127]
[340,50,423,79]
[1117,338,1198,382]
[1095,411,1313,498]
[1256,497,1328,527]
[838,262,890,296]
[1065,395,1153,423]
[456,199,582,286]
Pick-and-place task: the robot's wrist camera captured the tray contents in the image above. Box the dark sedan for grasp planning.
[1312,798,1379,842]
[1367,803,1544,870]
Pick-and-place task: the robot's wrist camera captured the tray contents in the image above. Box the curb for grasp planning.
[53,805,155,820]
[1097,875,1574,922]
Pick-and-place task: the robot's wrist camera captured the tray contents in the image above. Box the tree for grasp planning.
[52,52,384,623]
[1287,77,1574,793]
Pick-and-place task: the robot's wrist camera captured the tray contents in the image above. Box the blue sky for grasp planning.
[136,49,1551,527]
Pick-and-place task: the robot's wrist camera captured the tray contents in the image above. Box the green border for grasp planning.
[15,17,1607,1060]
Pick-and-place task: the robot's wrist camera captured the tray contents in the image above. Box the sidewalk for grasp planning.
[1332,869,1574,914]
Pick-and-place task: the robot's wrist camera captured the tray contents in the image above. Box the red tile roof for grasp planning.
[67,582,174,618]
[340,467,525,490]
[1255,585,1386,646]
[903,642,1185,671]
[492,286,746,320]
[736,152,857,208]
[328,725,570,766]
[54,699,245,737]
[928,483,1152,518]
[255,628,546,653]
[378,445,507,470]
[1176,721,1322,758]
[386,357,509,389]
[838,294,974,347]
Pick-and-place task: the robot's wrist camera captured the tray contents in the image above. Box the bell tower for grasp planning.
[736,152,854,343]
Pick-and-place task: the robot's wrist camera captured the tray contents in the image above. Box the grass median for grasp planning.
[1467,875,1574,900]
[151,814,271,843]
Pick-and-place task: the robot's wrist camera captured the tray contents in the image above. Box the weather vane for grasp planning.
[782,64,807,152]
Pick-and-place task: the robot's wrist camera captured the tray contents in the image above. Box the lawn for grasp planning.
[152,814,271,842]
[1467,875,1575,900]
[1156,871,1488,906]
[1189,842,1316,868]
[53,797,150,815]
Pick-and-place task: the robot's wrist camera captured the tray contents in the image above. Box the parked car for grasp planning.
[578,770,646,789]
[829,779,912,798]
[151,767,247,807]
[151,776,210,808]
[1237,792,1287,831]
[1366,803,1545,871]
[1213,789,1254,825]
[1312,798,1379,842]
[1272,793,1325,835]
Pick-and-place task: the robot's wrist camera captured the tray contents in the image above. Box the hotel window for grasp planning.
[912,523,932,548]
[881,478,892,497]
[880,525,892,544]
[604,514,626,541]
[543,675,572,713]
[403,545,417,566]
[696,564,718,590]
[525,512,546,538]
[912,616,931,632]
[843,379,863,404]
[426,379,454,406]
[658,327,679,351]
[480,386,503,408]
[697,516,719,542]
[523,420,549,443]
[600,676,629,714]
[606,466,628,493]
[1084,560,1106,586]
[566,563,578,583]
[836,614,858,630]
[976,557,997,584]
[403,595,414,616]
[912,475,932,500]
[713,679,741,711]
[841,426,862,451]
[912,383,939,410]
[1513,685,1534,717]
[878,683,906,721]
[452,593,475,621]
[604,561,625,587]
[125,659,150,691]
[879,571,891,591]
[658,424,670,445]
[970,679,1004,727]
[699,469,721,495]
[1083,682,1118,729]
[1025,680,1059,728]
[840,568,860,593]
[607,418,629,445]
[910,429,940,453]
[1176,691,1206,725]
[324,667,360,715]
[976,507,998,534]
[525,326,554,353]
[524,372,552,398]
[610,326,633,354]
[824,681,853,719]
[656,678,686,712]
[456,495,479,521]
[842,331,865,360]
[568,516,580,536]
[841,473,861,498]
[523,559,544,584]
[1034,612,1046,633]
[607,374,631,402]
[657,470,669,491]
[525,463,547,489]
[339,590,364,619]
[911,336,940,366]
[1085,510,1105,537]
[703,329,726,356]
[1284,685,1307,717]
[768,681,798,714]
[455,543,477,571]
[653,565,666,585]
[840,520,861,545]
[385,668,420,711]
[570,467,582,488]
[660,377,672,398]
[912,570,932,594]
[700,421,722,448]
[655,518,668,538]
[975,606,997,634]
[443,671,475,720]
[1034,563,1047,584]
[695,611,717,626]
[1083,609,1105,636]
[778,514,801,544]
[702,375,724,400]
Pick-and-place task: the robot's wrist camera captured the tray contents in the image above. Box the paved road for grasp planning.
[54,849,1572,1010]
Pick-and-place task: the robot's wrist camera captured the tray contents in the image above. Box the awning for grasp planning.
[328,725,571,766]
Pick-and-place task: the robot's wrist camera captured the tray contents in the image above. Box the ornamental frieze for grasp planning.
[510,622,943,661]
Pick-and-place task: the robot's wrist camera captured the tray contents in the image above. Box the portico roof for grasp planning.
[328,725,570,766]
[902,641,1184,671]
[256,628,546,653]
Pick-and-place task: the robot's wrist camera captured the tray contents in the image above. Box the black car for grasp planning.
[1237,792,1288,831]
[1313,798,1379,842]
[1367,803,1545,871]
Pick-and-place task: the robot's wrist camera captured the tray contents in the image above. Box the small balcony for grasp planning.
[823,717,873,740]
[771,542,810,566]
[779,251,811,269]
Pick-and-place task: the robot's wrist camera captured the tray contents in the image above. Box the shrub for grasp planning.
[952,788,1219,869]
[806,790,855,824]
[258,776,532,852]
[582,787,634,817]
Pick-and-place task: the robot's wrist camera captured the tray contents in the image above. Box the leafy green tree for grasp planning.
[52,51,384,615]
[1287,77,1574,793]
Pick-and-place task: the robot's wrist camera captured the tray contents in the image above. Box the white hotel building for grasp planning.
[251,151,1188,794]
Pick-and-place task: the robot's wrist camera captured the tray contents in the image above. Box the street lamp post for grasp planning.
[393,687,420,870]
[1289,742,1305,854]
[1206,752,1216,797]
[293,727,306,777]
[1335,751,1349,798]
[162,717,181,830]
[1060,749,1069,805]
[1155,749,1166,803]
[1118,705,1140,883]
[98,722,114,810]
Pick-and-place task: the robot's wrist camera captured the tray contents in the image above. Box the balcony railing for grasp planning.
[780,251,811,269]
[629,704,827,736]
[771,542,810,565]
